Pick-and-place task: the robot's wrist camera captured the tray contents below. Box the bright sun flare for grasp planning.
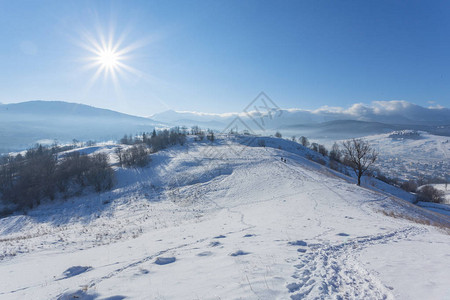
[98,49,119,68]
[79,26,143,86]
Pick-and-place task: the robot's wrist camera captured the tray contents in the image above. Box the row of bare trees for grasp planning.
[116,126,216,168]
[0,145,114,209]
[289,134,378,186]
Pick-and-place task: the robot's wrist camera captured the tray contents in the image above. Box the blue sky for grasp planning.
[0,0,449,116]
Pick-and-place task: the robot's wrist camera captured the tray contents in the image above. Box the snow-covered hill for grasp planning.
[364,132,450,181]
[0,137,449,299]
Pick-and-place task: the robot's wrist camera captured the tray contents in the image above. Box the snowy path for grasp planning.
[0,138,449,299]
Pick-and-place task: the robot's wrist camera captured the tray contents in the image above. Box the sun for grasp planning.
[78,25,143,86]
[98,49,119,68]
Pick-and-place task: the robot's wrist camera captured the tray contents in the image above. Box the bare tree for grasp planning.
[329,142,341,161]
[318,144,328,156]
[310,142,319,152]
[299,136,309,147]
[342,139,378,186]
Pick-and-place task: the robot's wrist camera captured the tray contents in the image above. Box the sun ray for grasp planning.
[78,23,143,87]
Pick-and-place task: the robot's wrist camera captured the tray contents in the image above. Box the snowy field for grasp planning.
[0,137,449,299]
[364,132,449,181]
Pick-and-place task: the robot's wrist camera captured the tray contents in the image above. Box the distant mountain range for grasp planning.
[150,101,450,138]
[1,100,449,154]
[0,101,163,153]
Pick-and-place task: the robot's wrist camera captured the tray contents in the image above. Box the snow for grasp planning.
[0,136,449,299]
[364,132,450,181]
[417,202,450,216]
[318,132,449,183]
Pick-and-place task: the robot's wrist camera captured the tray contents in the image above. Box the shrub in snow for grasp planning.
[57,152,114,194]
[116,144,150,168]
[400,180,418,193]
[416,185,445,203]
[85,154,115,192]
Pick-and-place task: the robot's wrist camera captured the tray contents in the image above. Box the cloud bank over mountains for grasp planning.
[151,100,450,127]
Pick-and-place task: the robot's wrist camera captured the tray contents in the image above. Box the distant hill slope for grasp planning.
[274,120,450,141]
[0,101,162,153]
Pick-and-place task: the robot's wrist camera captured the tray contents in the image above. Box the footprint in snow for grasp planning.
[230,250,250,256]
[57,289,97,300]
[337,233,350,236]
[214,234,227,239]
[297,248,307,253]
[288,240,307,247]
[61,266,92,279]
[209,241,221,247]
[243,234,255,237]
[57,290,125,300]
[286,282,301,293]
[197,251,213,257]
[154,257,176,265]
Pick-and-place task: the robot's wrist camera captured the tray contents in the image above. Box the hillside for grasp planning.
[0,101,163,153]
[0,137,449,299]
[363,132,450,181]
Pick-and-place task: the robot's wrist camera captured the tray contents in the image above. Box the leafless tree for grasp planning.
[342,139,378,186]
[329,142,341,161]
[318,144,328,156]
[300,136,309,147]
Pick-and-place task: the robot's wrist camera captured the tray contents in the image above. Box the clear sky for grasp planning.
[0,0,449,116]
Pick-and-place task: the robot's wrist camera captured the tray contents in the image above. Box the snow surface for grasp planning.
[364,132,449,181]
[0,136,449,299]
